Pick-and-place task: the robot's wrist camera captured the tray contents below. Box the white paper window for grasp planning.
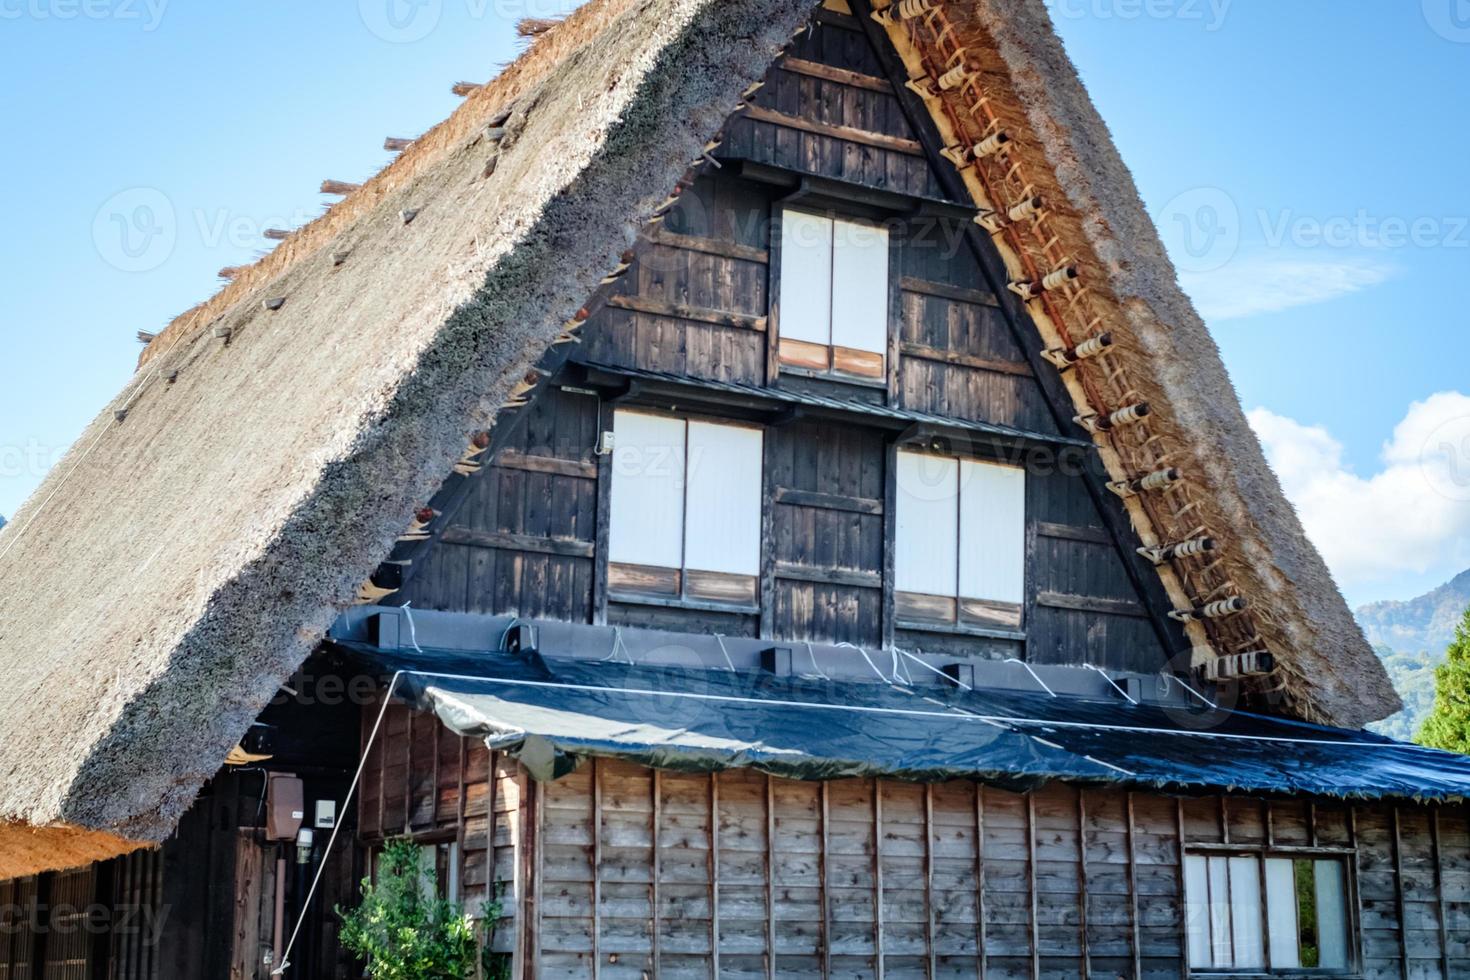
[609,410,763,603]
[685,420,763,577]
[778,209,889,377]
[895,450,1026,621]
[895,452,959,597]
[1185,852,1352,974]
[608,411,686,570]
[958,460,1026,605]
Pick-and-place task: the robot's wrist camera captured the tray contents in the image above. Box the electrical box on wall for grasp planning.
[314,799,337,830]
[265,773,305,841]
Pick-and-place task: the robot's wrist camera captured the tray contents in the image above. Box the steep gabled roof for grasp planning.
[0,0,1395,878]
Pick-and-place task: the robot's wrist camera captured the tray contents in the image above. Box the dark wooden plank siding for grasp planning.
[364,709,1470,980]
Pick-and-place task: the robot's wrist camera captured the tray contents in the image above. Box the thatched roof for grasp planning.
[0,0,1396,877]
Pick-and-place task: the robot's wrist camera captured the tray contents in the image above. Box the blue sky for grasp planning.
[1,1,1467,606]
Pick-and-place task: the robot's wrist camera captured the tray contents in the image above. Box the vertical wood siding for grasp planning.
[361,709,1470,980]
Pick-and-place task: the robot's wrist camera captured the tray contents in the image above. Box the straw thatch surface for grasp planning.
[0,0,816,876]
[0,0,1396,876]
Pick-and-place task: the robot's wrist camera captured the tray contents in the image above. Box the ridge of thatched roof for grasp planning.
[0,0,1396,877]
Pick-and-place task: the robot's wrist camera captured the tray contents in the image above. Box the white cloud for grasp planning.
[1181,256,1395,321]
[1248,394,1470,598]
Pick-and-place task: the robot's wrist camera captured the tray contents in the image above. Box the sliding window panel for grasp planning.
[1265,858,1301,970]
[608,411,686,570]
[1228,856,1265,970]
[1313,860,1349,970]
[1183,855,1213,969]
[830,218,890,377]
[895,451,959,599]
[778,210,834,348]
[684,421,763,578]
[1207,856,1234,969]
[958,460,1026,606]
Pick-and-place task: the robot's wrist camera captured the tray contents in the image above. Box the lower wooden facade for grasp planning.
[359,702,1470,980]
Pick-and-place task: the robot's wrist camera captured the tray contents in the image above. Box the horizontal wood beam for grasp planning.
[899,276,1001,308]
[740,104,924,156]
[1036,522,1112,545]
[606,294,766,331]
[650,230,769,264]
[779,56,890,93]
[1036,590,1147,619]
[493,450,596,480]
[900,341,1031,377]
[439,527,595,559]
[774,561,883,589]
[773,486,883,515]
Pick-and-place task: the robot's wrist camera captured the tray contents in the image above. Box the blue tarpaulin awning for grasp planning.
[336,643,1470,803]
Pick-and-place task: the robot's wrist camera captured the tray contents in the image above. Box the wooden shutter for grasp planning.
[609,411,685,574]
[894,451,959,599]
[684,421,763,578]
[830,218,889,377]
[957,460,1026,607]
[778,209,834,371]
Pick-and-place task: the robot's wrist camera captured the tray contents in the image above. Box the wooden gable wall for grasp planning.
[397,4,1180,673]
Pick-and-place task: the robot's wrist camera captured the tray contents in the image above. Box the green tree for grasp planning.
[338,839,476,980]
[1417,607,1470,753]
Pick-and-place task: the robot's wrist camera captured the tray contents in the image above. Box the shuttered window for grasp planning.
[1184,852,1351,974]
[894,449,1025,630]
[608,410,763,607]
[778,209,889,380]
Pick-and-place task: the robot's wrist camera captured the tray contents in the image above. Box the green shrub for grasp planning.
[337,840,480,980]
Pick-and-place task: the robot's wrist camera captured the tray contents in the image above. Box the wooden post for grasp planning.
[592,760,602,980]
[1077,790,1090,978]
[1027,793,1040,980]
[1432,810,1452,979]
[820,782,832,978]
[1125,793,1141,980]
[1391,807,1410,980]
[874,779,886,980]
[1175,799,1189,980]
[652,770,662,978]
[766,774,778,980]
[976,785,988,979]
[924,785,936,979]
[709,773,721,980]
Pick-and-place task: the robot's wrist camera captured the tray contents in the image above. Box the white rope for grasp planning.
[1003,659,1056,698]
[599,627,633,665]
[1168,674,1220,711]
[272,671,403,975]
[803,642,830,681]
[1083,664,1136,705]
[898,649,972,691]
[401,603,425,654]
[714,634,736,673]
[396,669,1417,749]
[835,642,892,685]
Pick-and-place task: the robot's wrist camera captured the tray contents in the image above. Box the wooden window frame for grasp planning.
[606,407,765,613]
[771,205,893,388]
[1183,843,1362,979]
[889,445,1028,640]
